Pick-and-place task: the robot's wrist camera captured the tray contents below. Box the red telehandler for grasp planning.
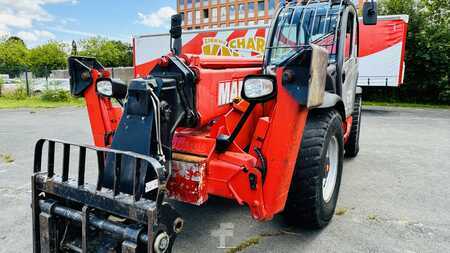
[31,1,378,252]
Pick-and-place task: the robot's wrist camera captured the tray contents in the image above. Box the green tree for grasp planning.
[0,37,29,77]
[79,37,133,67]
[29,42,68,78]
[378,0,450,103]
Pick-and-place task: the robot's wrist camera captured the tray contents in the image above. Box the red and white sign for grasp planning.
[358,15,409,86]
[134,15,408,87]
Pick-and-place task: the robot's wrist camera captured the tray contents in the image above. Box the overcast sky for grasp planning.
[0,0,177,47]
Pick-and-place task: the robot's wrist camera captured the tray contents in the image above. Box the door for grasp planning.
[339,7,359,117]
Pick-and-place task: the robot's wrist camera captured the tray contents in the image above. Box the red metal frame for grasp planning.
[80,54,352,221]
[82,69,122,147]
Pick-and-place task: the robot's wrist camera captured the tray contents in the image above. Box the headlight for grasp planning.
[96,80,113,97]
[242,75,276,102]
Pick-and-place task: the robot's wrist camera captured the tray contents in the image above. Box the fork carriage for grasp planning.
[32,139,183,253]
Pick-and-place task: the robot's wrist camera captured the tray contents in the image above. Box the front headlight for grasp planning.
[242,75,276,102]
[96,80,113,97]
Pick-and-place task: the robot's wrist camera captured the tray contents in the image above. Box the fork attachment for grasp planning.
[32,139,183,253]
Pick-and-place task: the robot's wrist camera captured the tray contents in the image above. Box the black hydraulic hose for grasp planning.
[254,147,267,183]
[228,103,257,143]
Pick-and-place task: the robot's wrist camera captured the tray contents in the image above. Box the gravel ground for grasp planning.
[0,106,449,253]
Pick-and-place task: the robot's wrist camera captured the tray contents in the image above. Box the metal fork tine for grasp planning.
[33,139,46,173]
[47,141,55,178]
[96,151,105,191]
[78,146,86,186]
[62,144,70,182]
[113,153,122,196]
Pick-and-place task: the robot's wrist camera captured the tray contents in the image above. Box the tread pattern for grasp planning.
[345,94,362,157]
[284,109,343,228]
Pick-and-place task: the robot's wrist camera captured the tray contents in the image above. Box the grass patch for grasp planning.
[0,153,14,164]
[40,89,72,102]
[363,101,450,109]
[226,231,288,253]
[0,96,84,109]
[367,214,379,221]
[335,207,348,216]
[226,236,261,253]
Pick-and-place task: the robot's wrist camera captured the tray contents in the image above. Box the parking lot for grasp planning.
[0,106,449,253]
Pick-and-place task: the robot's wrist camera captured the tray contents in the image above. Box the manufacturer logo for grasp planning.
[210,223,234,249]
[218,79,243,106]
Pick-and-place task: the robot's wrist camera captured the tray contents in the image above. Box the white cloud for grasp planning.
[0,29,9,38]
[47,26,128,42]
[0,0,77,34]
[49,26,97,37]
[16,29,55,42]
[138,6,176,28]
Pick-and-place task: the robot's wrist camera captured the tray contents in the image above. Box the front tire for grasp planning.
[283,109,344,229]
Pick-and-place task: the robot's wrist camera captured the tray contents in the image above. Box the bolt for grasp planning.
[159,237,169,250]
[154,232,170,253]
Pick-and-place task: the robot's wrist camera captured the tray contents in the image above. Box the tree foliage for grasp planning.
[79,37,133,67]
[378,0,450,103]
[0,37,29,77]
[29,42,67,77]
[0,36,132,78]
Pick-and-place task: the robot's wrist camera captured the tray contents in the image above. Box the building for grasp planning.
[177,0,280,30]
[177,0,365,30]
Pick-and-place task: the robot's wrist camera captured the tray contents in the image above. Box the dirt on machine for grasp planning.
[31,1,378,252]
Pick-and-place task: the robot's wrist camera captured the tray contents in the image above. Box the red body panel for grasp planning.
[81,54,352,221]
[83,69,121,147]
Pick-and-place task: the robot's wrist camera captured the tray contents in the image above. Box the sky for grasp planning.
[0,0,177,47]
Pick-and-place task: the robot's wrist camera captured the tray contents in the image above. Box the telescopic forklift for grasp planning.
[31,0,377,252]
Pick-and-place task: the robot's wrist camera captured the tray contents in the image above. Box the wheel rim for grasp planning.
[323,136,339,203]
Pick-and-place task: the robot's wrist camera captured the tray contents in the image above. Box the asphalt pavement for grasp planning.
[0,106,449,253]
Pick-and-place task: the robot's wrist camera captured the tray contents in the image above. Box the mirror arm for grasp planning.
[368,0,376,15]
[215,102,257,153]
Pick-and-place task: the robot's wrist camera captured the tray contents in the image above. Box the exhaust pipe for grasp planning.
[170,14,183,56]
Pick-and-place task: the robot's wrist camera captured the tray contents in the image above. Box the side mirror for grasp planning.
[362,1,378,25]
[241,75,277,103]
[96,79,127,100]
[170,14,183,56]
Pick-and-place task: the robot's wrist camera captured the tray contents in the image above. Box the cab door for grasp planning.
[338,6,359,117]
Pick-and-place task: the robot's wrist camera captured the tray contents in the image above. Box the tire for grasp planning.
[344,94,362,158]
[283,109,344,229]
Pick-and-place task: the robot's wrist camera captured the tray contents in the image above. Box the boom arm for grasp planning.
[68,56,123,147]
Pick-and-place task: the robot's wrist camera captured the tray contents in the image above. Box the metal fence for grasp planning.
[51,67,134,83]
[0,67,134,97]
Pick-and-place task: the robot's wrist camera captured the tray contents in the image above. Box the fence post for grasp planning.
[25,70,30,97]
[45,65,49,88]
[385,77,388,101]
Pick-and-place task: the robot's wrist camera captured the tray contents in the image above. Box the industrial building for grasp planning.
[177,0,364,30]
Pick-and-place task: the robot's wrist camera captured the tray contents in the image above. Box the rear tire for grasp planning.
[344,94,362,158]
[283,109,344,229]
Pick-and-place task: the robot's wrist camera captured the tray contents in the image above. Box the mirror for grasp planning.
[363,1,378,25]
[241,75,277,103]
[96,79,127,99]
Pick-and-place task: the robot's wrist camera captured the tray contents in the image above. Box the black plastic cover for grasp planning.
[68,56,104,97]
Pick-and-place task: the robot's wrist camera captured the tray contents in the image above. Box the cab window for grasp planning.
[344,12,355,61]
